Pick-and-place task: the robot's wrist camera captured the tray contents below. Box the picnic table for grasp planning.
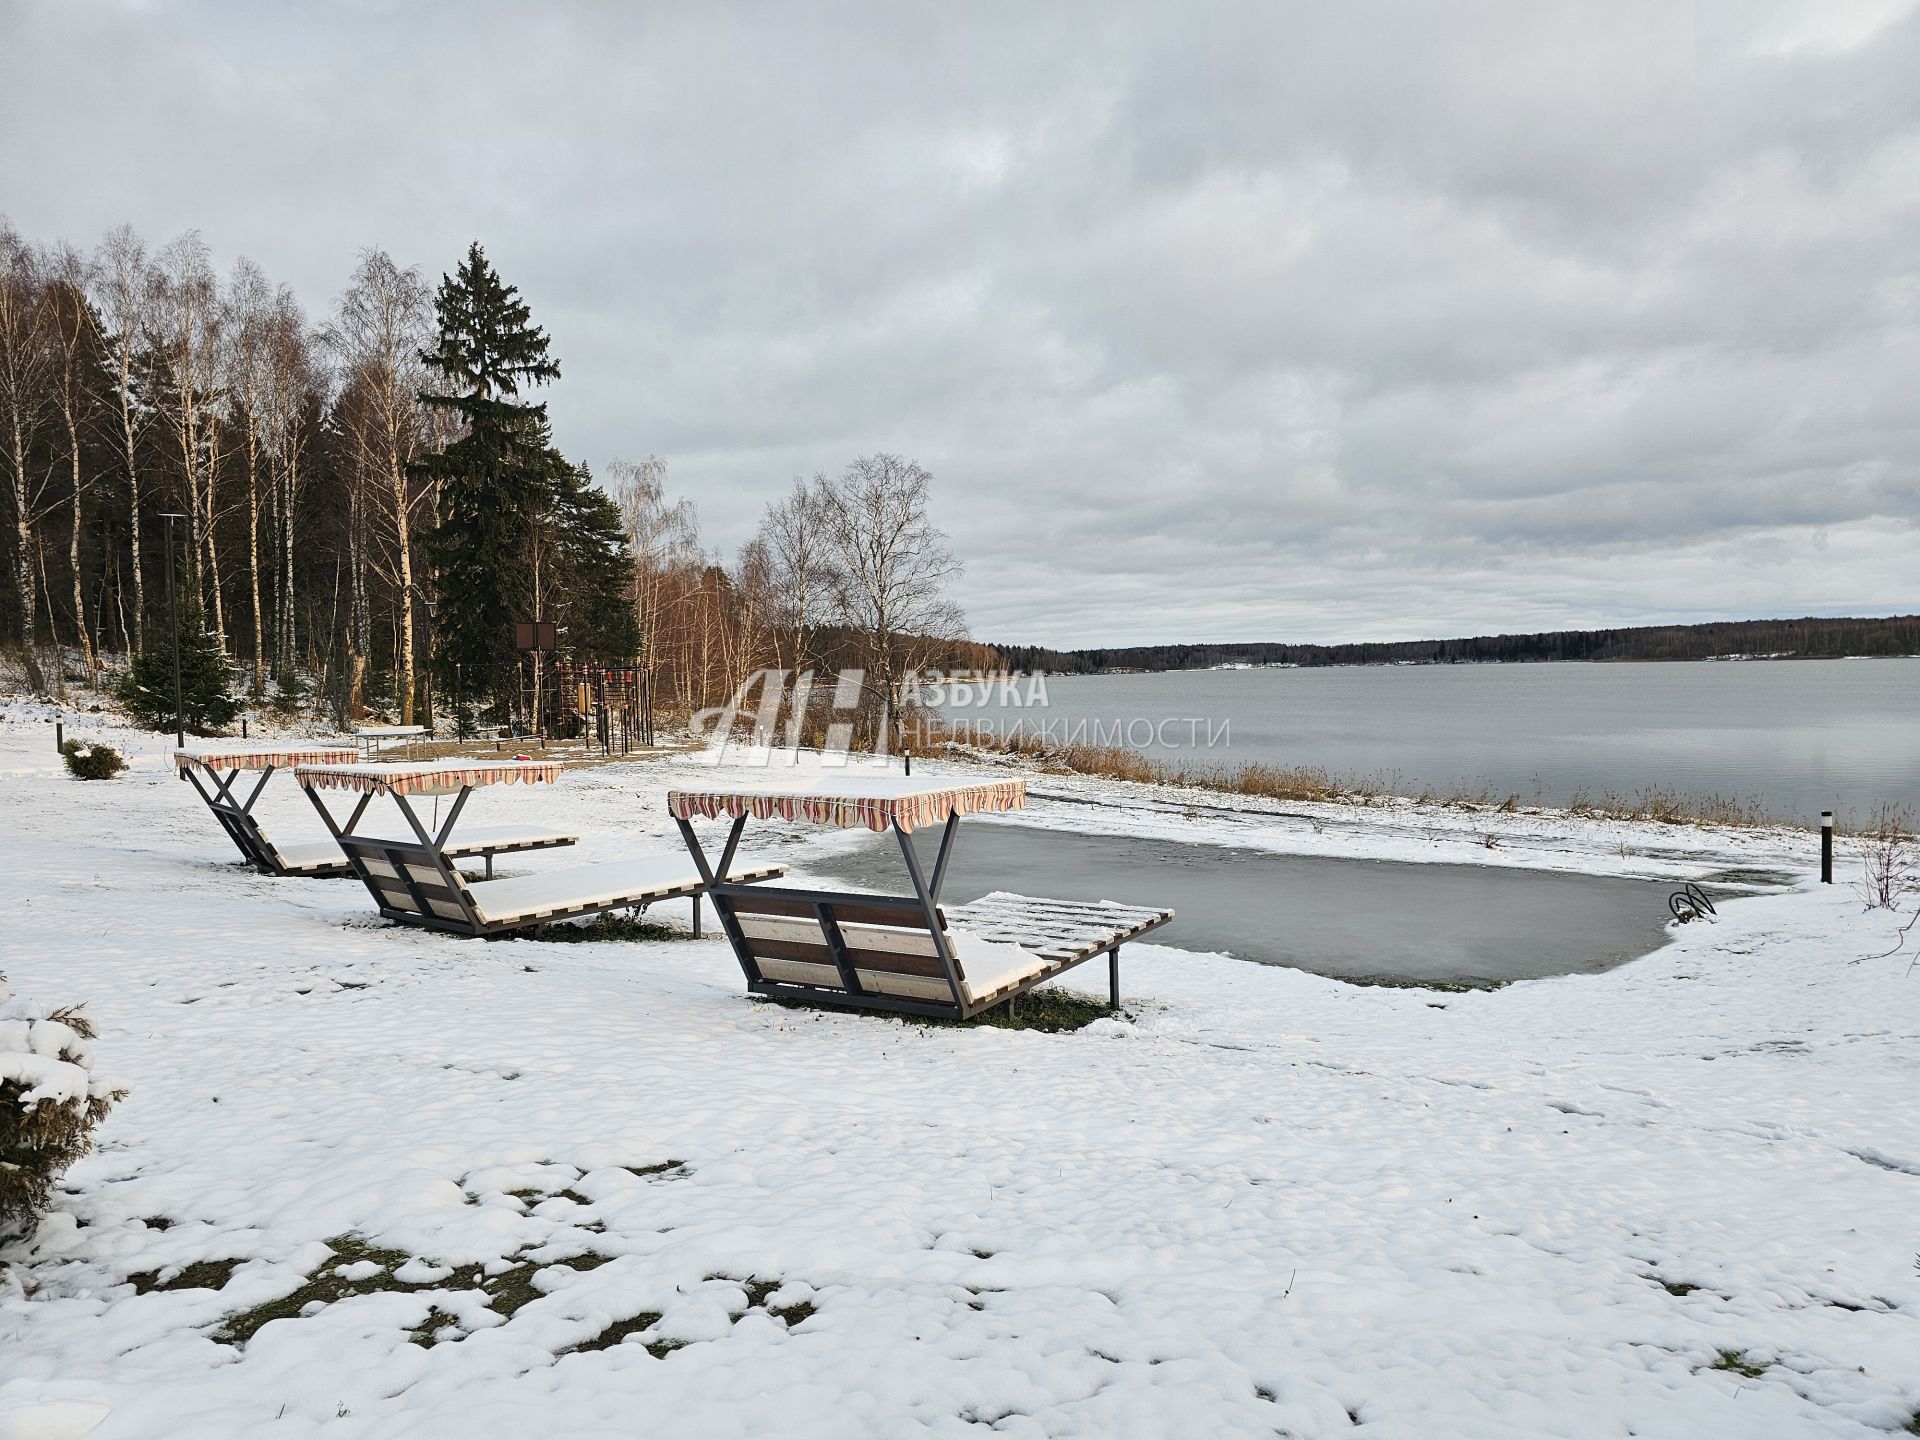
[174,743,358,875]
[668,773,1174,1019]
[297,759,781,936]
[352,724,430,761]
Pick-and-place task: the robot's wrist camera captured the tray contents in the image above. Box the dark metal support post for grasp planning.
[432,787,473,848]
[674,813,752,961]
[895,819,966,1012]
[1820,810,1833,883]
[715,814,746,882]
[928,812,960,904]
[1109,945,1121,1009]
[160,512,186,748]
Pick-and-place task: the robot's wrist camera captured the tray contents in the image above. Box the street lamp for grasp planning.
[158,512,187,748]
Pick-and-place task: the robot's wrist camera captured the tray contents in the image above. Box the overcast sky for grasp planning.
[3,1,1916,648]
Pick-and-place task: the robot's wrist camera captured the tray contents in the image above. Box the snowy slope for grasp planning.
[0,713,1916,1439]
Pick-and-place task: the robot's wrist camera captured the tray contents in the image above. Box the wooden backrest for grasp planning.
[183,763,279,871]
[709,885,962,1001]
[337,835,479,929]
[213,805,276,870]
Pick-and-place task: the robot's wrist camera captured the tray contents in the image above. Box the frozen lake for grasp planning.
[938,658,1920,824]
[806,820,1687,987]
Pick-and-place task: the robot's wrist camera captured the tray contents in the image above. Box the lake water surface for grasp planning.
[939,659,1919,824]
[807,821,1682,986]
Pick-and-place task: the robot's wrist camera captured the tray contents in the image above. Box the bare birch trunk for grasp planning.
[391,451,415,724]
[202,417,226,649]
[9,412,39,690]
[64,408,96,683]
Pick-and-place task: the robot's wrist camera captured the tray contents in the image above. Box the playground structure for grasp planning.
[551,660,655,754]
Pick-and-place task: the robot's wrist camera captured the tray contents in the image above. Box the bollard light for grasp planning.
[1820,810,1834,884]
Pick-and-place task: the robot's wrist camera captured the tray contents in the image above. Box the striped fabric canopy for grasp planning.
[668,775,1026,833]
[295,759,563,795]
[175,744,356,772]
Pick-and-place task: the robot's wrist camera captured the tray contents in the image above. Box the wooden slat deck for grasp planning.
[947,893,1175,965]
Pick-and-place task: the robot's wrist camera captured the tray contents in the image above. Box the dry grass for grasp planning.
[920,719,1780,828]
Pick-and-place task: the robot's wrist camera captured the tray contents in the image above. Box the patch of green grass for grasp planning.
[565,1311,665,1354]
[211,1235,585,1349]
[521,913,691,943]
[769,1298,816,1327]
[703,1273,817,1330]
[736,1278,781,1311]
[1711,1349,1768,1379]
[964,989,1120,1032]
[622,1160,687,1179]
[766,987,1122,1033]
[1655,1278,1700,1297]
[409,1306,462,1347]
[213,1236,414,1346]
[130,1257,243,1295]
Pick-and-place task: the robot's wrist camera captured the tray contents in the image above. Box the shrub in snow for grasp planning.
[60,739,126,781]
[1856,802,1915,912]
[1,974,126,1243]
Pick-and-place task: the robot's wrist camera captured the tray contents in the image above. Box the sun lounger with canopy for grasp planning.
[173,743,579,879]
[669,774,1174,1020]
[297,759,785,936]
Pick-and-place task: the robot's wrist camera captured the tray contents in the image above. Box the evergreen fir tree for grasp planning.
[414,242,566,714]
[118,599,240,732]
[553,463,642,661]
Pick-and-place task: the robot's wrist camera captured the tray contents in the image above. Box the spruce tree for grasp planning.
[118,599,239,732]
[554,463,642,661]
[414,243,566,714]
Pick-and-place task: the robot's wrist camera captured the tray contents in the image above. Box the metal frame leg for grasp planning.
[895,819,967,1013]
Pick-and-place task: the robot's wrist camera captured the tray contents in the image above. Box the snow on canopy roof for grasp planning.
[174,744,356,772]
[667,774,1025,833]
[294,759,563,796]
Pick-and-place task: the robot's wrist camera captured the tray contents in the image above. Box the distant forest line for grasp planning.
[991,615,1920,675]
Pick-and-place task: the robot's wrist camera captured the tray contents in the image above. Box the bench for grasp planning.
[270,823,579,880]
[340,841,787,937]
[176,745,576,879]
[706,883,1174,1020]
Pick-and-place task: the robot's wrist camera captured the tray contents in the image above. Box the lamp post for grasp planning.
[158,512,187,748]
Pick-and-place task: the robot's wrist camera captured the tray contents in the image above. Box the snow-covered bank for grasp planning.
[1,712,1916,1438]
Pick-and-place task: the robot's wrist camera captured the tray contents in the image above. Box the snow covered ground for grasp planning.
[2,708,1917,1439]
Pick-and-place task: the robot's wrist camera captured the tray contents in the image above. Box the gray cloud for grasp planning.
[2,0,1915,645]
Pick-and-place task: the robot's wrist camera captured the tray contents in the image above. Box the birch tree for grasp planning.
[42,244,103,684]
[328,249,432,722]
[93,225,158,653]
[613,455,700,698]
[757,474,833,673]
[0,223,53,689]
[221,257,276,692]
[152,231,225,647]
[817,453,964,749]
[261,291,316,679]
